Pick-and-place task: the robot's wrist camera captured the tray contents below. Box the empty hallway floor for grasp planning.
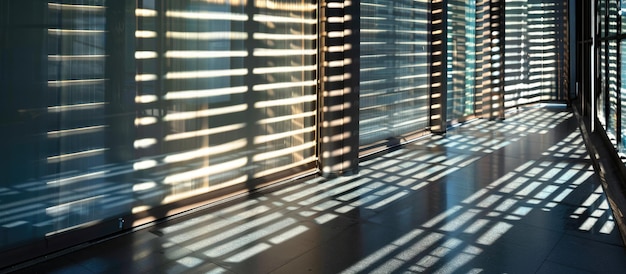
[9,106,626,273]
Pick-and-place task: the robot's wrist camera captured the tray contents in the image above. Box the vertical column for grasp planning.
[603,0,610,128]
[578,0,593,116]
[589,1,600,132]
[491,0,505,119]
[561,0,571,103]
[617,7,623,152]
[566,0,578,105]
[319,0,360,177]
[477,0,492,118]
[243,0,262,186]
[429,0,448,133]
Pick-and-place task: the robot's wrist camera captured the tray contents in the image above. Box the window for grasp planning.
[359,0,429,147]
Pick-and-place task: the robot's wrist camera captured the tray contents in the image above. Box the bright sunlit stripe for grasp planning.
[133,181,157,192]
[48,29,105,35]
[422,205,463,228]
[340,229,424,274]
[326,59,352,68]
[135,30,157,38]
[254,95,317,108]
[165,123,245,141]
[255,1,317,11]
[165,86,247,100]
[253,49,317,57]
[136,8,157,17]
[47,125,106,138]
[476,222,513,245]
[175,256,203,268]
[254,126,315,144]
[582,193,601,207]
[163,104,247,121]
[135,74,158,82]
[253,65,316,75]
[253,14,316,24]
[135,95,158,103]
[163,139,247,164]
[225,243,272,263]
[579,217,598,231]
[600,218,615,234]
[166,10,248,21]
[328,30,352,38]
[253,33,317,40]
[327,16,345,23]
[161,176,248,205]
[47,148,108,164]
[48,79,105,87]
[46,171,107,186]
[166,31,248,40]
[133,160,157,171]
[366,191,408,210]
[165,50,247,58]
[48,3,105,11]
[327,44,352,52]
[256,111,316,125]
[252,80,316,91]
[268,225,309,244]
[135,51,158,59]
[47,102,105,113]
[135,116,158,126]
[164,69,248,79]
[185,0,245,5]
[48,55,106,61]
[134,138,157,149]
[206,217,296,257]
[361,29,386,34]
[163,157,248,184]
[252,142,315,162]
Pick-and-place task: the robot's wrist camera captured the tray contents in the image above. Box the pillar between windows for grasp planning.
[318,0,361,177]
[429,0,448,134]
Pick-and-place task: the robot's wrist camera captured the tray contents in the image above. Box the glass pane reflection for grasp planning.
[447,0,476,121]
[0,0,317,251]
[504,0,566,108]
[359,0,429,146]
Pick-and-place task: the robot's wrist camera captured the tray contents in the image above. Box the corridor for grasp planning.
[12,106,626,273]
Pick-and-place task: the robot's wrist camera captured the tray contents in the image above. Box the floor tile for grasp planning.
[10,257,93,274]
[270,221,417,274]
[10,107,626,274]
[427,240,548,274]
[536,261,594,274]
[547,234,626,273]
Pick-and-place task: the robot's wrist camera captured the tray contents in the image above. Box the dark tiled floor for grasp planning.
[10,106,626,273]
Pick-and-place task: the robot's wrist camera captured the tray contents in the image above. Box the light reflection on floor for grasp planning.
[14,107,626,274]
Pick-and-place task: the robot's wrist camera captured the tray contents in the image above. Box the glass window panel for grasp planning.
[609,0,618,36]
[447,0,476,121]
[619,41,626,154]
[0,0,317,251]
[600,0,607,37]
[527,1,558,101]
[359,0,429,146]
[505,0,565,107]
[599,41,607,128]
[621,0,626,34]
[608,40,619,145]
[46,0,109,240]
[504,0,529,107]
